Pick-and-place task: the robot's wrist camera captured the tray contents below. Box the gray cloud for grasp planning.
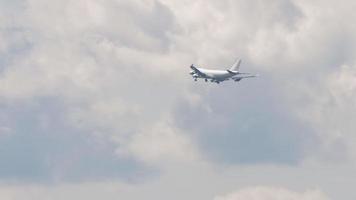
[0,97,151,183]
[175,72,317,165]
[214,187,329,200]
[1,0,356,199]
[0,0,197,183]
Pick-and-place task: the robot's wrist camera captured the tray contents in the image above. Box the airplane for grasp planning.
[189,59,258,84]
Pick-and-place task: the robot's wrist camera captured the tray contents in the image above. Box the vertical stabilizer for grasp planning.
[230,59,242,72]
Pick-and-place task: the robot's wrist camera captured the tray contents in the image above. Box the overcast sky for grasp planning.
[0,0,356,199]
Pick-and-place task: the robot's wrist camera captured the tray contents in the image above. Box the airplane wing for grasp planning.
[190,65,207,77]
[227,70,238,75]
[241,74,259,78]
[232,74,259,82]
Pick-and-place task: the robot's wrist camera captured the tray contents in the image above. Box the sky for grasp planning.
[0,0,356,199]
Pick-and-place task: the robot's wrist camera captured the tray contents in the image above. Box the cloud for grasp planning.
[0,97,149,183]
[118,120,200,164]
[0,163,346,200]
[0,0,356,199]
[289,64,356,163]
[214,187,329,200]
[0,0,200,182]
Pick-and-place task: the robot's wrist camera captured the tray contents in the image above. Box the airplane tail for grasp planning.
[230,59,242,72]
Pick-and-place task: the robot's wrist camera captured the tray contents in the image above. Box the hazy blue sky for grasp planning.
[0,0,356,199]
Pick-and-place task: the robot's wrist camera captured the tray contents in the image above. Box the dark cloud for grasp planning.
[0,0,355,199]
[175,76,317,165]
[0,97,152,183]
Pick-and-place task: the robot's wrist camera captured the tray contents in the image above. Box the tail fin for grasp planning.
[230,59,242,72]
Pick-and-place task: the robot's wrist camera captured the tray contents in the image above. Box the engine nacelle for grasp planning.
[190,70,195,75]
[234,78,242,82]
[192,74,199,78]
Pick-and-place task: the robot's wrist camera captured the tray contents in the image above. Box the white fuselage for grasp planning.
[197,68,235,80]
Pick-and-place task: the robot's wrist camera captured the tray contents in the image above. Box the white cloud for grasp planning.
[0,0,201,168]
[290,64,356,163]
[0,126,12,136]
[118,119,200,164]
[214,187,329,200]
[0,163,347,200]
[1,0,356,198]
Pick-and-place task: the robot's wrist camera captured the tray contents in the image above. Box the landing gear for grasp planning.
[194,79,197,81]
[205,79,208,82]
[210,79,220,84]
